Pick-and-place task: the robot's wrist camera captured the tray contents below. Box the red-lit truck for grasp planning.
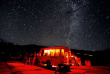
[33,46,81,71]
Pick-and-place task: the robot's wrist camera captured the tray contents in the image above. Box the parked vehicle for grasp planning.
[34,46,81,71]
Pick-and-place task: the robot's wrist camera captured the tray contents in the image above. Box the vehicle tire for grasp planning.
[56,66,60,72]
[46,60,51,68]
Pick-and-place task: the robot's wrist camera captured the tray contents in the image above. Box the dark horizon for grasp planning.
[0,37,110,51]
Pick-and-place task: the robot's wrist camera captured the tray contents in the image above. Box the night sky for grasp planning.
[0,0,110,51]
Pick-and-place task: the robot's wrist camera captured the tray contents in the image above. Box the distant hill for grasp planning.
[0,38,14,45]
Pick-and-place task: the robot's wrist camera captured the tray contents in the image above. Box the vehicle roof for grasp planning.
[40,46,71,52]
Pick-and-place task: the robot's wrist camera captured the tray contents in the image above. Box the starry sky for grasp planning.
[0,0,110,51]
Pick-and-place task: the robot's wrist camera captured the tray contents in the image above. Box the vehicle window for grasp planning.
[55,49,60,56]
[61,49,64,56]
[50,49,55,56]
[43,50,47,56]
[64,52,68,57]
[69,51,71,57]
[43,50,50,56]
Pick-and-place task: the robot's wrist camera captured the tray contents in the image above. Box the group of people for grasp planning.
[23,52,37,65]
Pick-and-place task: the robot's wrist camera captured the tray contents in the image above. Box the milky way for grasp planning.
[0,0,110,51]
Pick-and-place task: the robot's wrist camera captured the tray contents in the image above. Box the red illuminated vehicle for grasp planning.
[34,46,81,71]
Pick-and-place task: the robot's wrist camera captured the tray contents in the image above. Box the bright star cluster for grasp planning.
[0,0,110,51]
